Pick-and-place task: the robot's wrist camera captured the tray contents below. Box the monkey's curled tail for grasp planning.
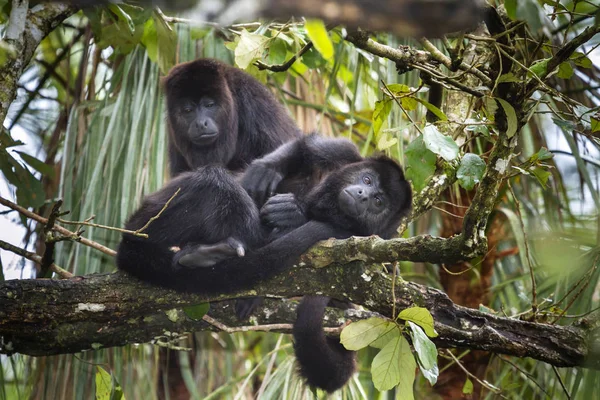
[293,296,356,393]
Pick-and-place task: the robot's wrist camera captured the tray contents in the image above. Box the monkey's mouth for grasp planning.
[339,190,366,217]
[192,131,219,144]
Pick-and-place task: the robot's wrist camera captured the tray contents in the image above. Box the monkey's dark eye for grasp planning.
[183,106,193,113]
[206,102,215,108]
[375,196,382,207]
[363,176,372,185]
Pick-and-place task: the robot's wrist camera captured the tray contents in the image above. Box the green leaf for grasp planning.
[0,128,24,149]
[0,151,45,208]
[370,324,401,349]
[531,147,554,161]
[405,136,436,192]
[341,317,397,351]
[267,38,288,65]
[398,307,437,337]
[463,378,474,394]
[591,117,600,133]
[422,125,459,161]
[407,321,438,385]
[495,98,518,138]
[377,131,398,150]
[497,73,520,83]
[234,30,270,69]
[141,13,177,74]
[557,62,574,79]
[183,303,210,320]
[371,335,415,394]
[465,124,490,137]
[505,0,517,19]
[483,96,498,121]
[95,366,113,400]
[529,59,550,78]
[386,84,411,94]
[531,166,552,188]
[571,52,592,68]
[15,152,55,177]
[153,12,177,74]
[305,20,334,60]
[416,98,448,121]
[457,153,486,190]
[373,100,392,136]
[108,4,135,35]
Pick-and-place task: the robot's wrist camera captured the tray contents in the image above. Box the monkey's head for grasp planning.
[308,157,412,238]
[163,59,237,147]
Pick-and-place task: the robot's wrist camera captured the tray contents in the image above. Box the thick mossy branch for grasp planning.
[301,234,468,266]
[0,267,598,370]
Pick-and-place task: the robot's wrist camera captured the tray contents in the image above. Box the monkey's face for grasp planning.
[338,169,387,220]
[175,96,221,145]
[310,159,411,238]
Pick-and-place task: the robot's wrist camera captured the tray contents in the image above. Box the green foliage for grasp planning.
[305,19,334,60]
[340,317,397,350]
[457,153,486,190]
[405,135,436,192]
[422,125,459,161]
[234,30,270,69]
[371,335,414,392]
[397,306,438,338]
[183,303,210,320]
[95,366,125,400]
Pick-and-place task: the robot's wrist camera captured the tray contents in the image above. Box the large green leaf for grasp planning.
[341,317,397,351]
[405,136,436,192]
[305,19,334,60]
[234,30,270,69]
[457,153,486,190]
[398,306,437,337]
[371,335,415,395]
[422,125,459,161]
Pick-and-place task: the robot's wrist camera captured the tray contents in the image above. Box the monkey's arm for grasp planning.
[260,193,307,235]
[241,134,362,205]
[168,221,350,294]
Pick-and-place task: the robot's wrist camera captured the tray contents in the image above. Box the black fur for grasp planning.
[293,296,357,393]
[116,135,412,392]
[163,58,301,176]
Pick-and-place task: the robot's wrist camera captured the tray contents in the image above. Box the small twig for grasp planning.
[201,314,344,335]
[255,42,314,72]
[0,239,73,278]
[420,38,491,85]
[0,196,116,257]
[499,356,550,397]
[507,182,537,313]
[57,216,149,238]
[551,260,598,324]
[391,261,398,318]
[135,188,181,235]
[41,200,63,276]
[445,350,502,394]
[552,365,572,399]
[380,80,424,135]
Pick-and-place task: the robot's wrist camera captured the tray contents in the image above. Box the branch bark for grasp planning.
[1,265,598,371]
[0,2,77,124]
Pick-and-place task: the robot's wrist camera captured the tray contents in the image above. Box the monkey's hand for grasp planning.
[240,161,283,206]
[260,193,307,230]
[176,237,246,268]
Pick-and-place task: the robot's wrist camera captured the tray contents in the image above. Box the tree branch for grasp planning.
[0,267,597,370]
[0,2,77,124]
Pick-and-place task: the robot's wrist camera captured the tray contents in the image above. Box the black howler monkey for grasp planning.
[116,134,412,392]
[163,58,301,176]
